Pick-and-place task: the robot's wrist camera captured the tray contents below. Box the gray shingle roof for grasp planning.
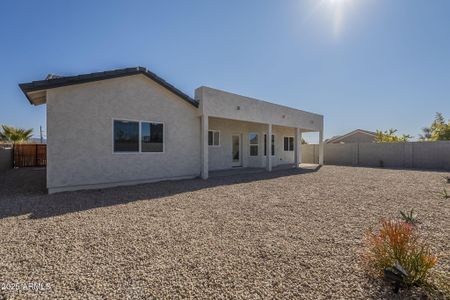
[19,66,198,107]
[326,129,377,143]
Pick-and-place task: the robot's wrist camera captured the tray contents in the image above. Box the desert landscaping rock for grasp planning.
[0,166,449,299]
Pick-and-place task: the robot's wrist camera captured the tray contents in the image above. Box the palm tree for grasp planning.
[420,112,450,141]
[0,125,33,144]
[419,127,432,140]
[375,129,411,143]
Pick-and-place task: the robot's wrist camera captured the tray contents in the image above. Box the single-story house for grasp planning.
[19,67,324,193]
[326,129,376,144]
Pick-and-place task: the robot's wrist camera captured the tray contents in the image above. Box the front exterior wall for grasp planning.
[47,75,201,192]
[208,117,296,170]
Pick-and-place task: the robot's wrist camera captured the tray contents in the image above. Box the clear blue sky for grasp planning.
[1,0,449,142]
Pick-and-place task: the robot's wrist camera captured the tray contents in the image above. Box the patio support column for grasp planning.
[319,130,324,165]
[201,114,209,179]
[266,123,272,172]
[294,128,302,168]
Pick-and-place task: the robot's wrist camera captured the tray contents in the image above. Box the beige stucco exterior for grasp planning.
[197,86,324,179]
[196,87,323,132]
[46,75,201,193]
[208,117,297,170]
[29,72,324,193]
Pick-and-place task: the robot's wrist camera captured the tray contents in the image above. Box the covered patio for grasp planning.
[209,163,321,178]
[196,86,324,179]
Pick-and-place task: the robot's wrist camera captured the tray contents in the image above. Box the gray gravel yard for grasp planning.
[0,166,449,299]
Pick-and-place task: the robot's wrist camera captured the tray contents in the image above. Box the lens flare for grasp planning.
[327,0,352,38]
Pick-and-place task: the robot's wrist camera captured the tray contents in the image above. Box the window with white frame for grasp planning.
[264,134,275,156]
[284,136,294,151]
[208,130,220,146]
[248,133,258,156]
[113,119,164,153]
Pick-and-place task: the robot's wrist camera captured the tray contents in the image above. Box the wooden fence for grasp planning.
[13,144,47,167]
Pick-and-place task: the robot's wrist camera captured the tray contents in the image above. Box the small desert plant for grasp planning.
[441,189,449,199]
[363,219,437,287]
[399,209,418,225]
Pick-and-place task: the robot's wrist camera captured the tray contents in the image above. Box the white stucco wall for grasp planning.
[46,75,201,192]
[208,117,296,170]
[196,87,323,132]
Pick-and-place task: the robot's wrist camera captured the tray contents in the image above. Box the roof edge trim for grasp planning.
[18,67,198,107]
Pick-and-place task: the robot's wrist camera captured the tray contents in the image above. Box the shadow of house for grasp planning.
[0,167,319,220]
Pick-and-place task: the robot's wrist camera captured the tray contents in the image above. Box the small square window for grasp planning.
[284,137,294,151]
[249,133,258,156]
[208,130,220,146]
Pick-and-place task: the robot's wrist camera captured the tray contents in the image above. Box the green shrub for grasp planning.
[399,209,418,225]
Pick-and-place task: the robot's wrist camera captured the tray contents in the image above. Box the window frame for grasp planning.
[208,130,221,147]
[284,136,295,152]
[112,118,165,154]
[248,132,259,156]
[263,133,275,156]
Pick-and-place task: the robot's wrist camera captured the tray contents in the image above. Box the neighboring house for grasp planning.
[326,129,376,144]
[19,67,324,193]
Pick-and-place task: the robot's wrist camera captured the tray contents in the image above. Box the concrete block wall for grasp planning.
[301,144,318,164]
[325,143,354,166]
[412,141,450,170]
[358,143,406,168]
[301,141,450,171]
[0,148,12,171]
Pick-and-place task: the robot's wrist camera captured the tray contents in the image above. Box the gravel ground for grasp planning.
[0,166,449,299]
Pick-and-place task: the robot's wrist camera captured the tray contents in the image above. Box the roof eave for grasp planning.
[18,67,199,107]
[18,83,35,105]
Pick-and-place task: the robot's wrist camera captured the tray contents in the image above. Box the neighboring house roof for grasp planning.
[326,129,377,144]
[19,67,198,107]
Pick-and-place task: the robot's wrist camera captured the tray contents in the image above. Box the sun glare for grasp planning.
[326,0,353,38]
[328,0,350,4]
[298,0,357,39]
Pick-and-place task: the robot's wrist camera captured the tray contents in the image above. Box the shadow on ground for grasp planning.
[0,166,319,220]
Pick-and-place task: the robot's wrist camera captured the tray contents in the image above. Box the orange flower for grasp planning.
[362,219,437,285]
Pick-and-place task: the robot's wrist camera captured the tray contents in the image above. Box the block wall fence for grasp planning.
[302,141,450,171]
